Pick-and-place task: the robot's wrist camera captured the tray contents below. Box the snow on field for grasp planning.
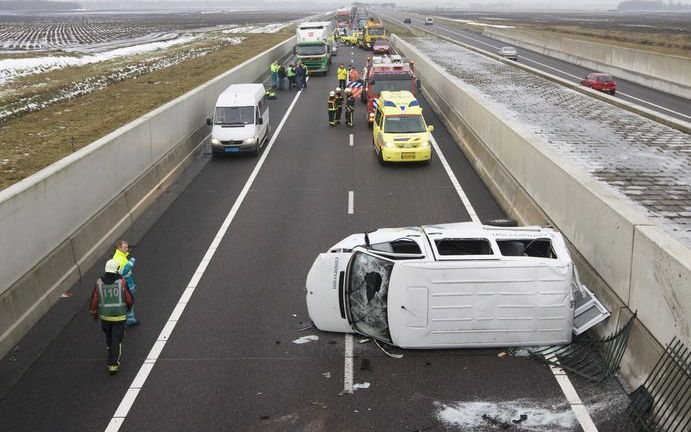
[0,34,200,85]
[0,37,245,121]
[447,19,515,29]
[222,22,293,34]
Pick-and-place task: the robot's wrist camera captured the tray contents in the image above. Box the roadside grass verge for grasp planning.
[382,19,416,38]
[0,30,291,190]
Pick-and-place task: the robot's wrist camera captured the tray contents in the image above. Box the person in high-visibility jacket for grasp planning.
[270,61,279,89]
[345,88,355,128]
[334,87,344,124]
[113,240,138,326]
[328,91,337,126]
[287,64,297,90]
[337,64,348,91]
[90,259,133,375]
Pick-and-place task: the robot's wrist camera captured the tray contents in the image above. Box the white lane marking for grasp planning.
[429,135,479,223]
[349,133,354,146]
[348,191,354,214]
[547,359,599,432]
[344,333,354,394]
[104,90,304,432]
[433,23,691,121]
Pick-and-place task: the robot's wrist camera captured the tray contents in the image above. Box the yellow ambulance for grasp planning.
[372,91,433,164]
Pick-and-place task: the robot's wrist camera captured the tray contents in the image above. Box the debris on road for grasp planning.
[292,335,319,344]
[322,372,331,379]
[497,351,507,358]
[353,382,370,390]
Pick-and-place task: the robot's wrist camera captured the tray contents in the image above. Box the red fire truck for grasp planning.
[362,56,420,125]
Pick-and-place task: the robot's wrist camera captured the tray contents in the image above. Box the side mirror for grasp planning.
[293,47,296,55]
[416,79,421,89]
[428,125,434,132]
[206,118,212,126]
[257,117,263,125]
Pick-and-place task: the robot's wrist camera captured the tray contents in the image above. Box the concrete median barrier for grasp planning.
[0,36,296,359]
[391,34,690,386]
[483,28,691,99]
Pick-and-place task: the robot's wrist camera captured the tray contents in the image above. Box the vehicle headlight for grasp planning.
[244,137,257,145]
[211,138,221,145]
[383,141,395,148]
[421,140,430,147]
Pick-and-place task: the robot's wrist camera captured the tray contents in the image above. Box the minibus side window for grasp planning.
[497,239,556,258]
[435,238,493,255]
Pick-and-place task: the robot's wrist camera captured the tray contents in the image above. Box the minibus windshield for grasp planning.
[214,106,254,125]
[345,251,393,343]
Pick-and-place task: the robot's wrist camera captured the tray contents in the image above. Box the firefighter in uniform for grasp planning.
[90,259,133,375]
[345,88,355,128]
[334,87,344,124]
[328,91,337,126]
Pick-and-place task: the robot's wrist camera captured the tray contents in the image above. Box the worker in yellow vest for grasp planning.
[337,64,348,91]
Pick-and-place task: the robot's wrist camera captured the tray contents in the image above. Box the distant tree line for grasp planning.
[0,1,80,11]
[618,0,691,10]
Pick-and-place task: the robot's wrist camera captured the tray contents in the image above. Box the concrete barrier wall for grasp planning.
[391,35,690,385]
[483,28,691,99]
[0,36,296,358]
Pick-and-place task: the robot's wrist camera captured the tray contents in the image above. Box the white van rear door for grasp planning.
[572,285,610,335]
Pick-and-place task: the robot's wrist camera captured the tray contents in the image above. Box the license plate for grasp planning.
[224,147,239,153]
[401,152,415,160]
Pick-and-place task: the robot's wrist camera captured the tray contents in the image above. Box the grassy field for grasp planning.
[0,30,292,190]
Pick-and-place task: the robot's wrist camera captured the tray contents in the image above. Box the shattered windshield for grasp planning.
[346,251,393,342]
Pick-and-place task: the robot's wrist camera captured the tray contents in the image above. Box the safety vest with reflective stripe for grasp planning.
[270,62,279,73]
[337,67,348,80]
[97,278,127,321]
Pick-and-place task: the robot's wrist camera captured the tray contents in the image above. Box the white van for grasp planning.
[305,222,610,349]
[425,17,433,25]
[207,83,270,156]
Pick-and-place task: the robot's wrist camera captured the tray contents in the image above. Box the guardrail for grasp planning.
[390,34,690,388]
[0,36,297,359]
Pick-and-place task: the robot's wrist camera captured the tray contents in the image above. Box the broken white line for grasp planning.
[349,133,353,146]
[348,191,354,214]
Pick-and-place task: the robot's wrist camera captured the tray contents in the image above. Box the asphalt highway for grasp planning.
[0,43,633,431]
[384,12,691,123]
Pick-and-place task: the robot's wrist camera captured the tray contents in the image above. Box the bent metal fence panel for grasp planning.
[627,338,691,432]
[530,312,637,383]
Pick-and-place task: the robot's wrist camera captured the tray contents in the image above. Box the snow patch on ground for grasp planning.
[0,34,200,85]
[0,37,245,121]
[222,23,291,34]
[292,335,319,344]
[435,400,576,431]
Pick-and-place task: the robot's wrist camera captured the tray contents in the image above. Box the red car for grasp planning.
[580,73,617,95]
